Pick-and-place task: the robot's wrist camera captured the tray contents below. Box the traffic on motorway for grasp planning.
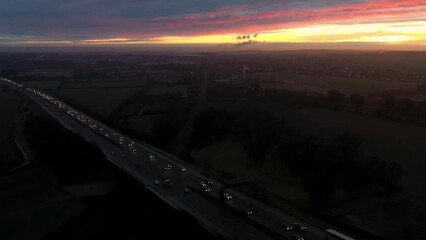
[1,77,346,240]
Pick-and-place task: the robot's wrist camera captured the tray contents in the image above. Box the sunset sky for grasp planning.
[1,0,426,50]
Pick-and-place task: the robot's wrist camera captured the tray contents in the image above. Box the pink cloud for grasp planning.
[144,0,426,37]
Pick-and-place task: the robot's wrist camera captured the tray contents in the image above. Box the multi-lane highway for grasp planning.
[1,77,330,240]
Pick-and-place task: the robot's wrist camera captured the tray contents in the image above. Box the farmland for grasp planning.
[49,87,145,118]
[192,100,426,239]
[253,71,418,95]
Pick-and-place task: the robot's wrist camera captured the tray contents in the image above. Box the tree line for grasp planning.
[265,88,426,123]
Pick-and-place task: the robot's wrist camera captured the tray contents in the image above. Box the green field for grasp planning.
[254,72,417,94]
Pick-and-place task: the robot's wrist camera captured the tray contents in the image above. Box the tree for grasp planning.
[413,101,426,121]
[233,110,276,166]
[327,89,346,110]
[381,94,396,118]
[397,98,414,120]
[370,157,403,191]
[308,94,327,108]
[349,94,365,112]
[303,172,337,207]
[332,133,362,165]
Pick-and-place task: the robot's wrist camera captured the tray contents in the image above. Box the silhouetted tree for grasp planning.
[308,94,327,108]
[333,134,362,166]
[303,171,337,207]
[327,89,346,109]
[233,110,276,166]
[277,124,301,169]
[381,94,396,118]
[349,94,365,112]
[370,157,403,191]
[397,98,414,120]
[413,101,426,121]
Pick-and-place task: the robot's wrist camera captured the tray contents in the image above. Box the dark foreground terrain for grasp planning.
[42,173,221,240]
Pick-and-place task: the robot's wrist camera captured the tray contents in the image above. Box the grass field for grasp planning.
[50,87,144,118]
[126,115,158,136]
[147,84,187,95]
[17,70,72,78]
[59,80,147,89]
[23,80,63,89]
[201,100,426,239]
[293,108,426,194]
[191,139,309,205]
[253,72,417,94]
[191,138,355,237]
[206,100,426,195]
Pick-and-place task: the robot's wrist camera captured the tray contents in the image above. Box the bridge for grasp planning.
[1,77,328,240]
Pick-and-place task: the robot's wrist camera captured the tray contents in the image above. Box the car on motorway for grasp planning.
[184,187,190,193]
[154,180,160,185]
[164,179,172,187]
[181,167,187,172]
[202,187,211,193]
[223,193,233,200]
[167,164,172,168]
[131,148,137,153]
[203,179,213,185]
[163,166,170,171]
[281,223,293,231]
[149,154,155,160]
[246,210,253,216]
[200,182,207,187]
[161,174,169,180]
[293,222,307,232]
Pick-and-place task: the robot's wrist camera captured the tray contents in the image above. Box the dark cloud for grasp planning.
[0,0,269,40]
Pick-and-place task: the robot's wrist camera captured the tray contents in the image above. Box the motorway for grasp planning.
[1,77,328,240]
